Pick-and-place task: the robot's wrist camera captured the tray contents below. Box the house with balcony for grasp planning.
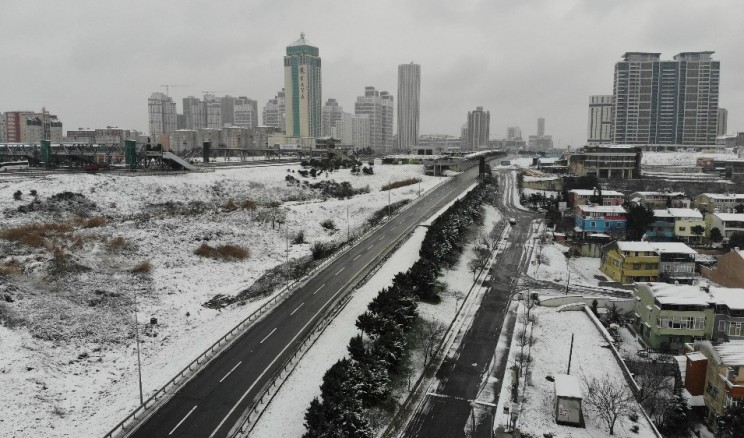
[574,205,627,238]
[700,249,744,288]
[632,283,714,352]
[709,287,744,342]
[628,191,690,209]
[646,208,705,243]
[648,242,698,284]
[567,188,625,207]
[600,241,659,284]
[705,212,744,244]
[693,193,744,214]
[683,340,744,426]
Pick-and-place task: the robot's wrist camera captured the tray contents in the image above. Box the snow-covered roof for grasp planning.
[702,193,744,200]
[554,374,583,399]
[709,287,744,310]
[577,205,626,214]
[648,242,697,255]
[713,340,744,365]
[687,352,707,362]
[667,208,703,219]
[569,189,624,196]
[711,213,744,222]
[617,241,656,253]
[632,191,686,197]
[654,208,702,219]
[640,283,710,306]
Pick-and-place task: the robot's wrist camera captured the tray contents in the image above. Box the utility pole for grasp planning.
[418,180,421,197]
[285,217,289,289]
[347,206,350,242]
[567,333,575,375]
[133,290,143,405]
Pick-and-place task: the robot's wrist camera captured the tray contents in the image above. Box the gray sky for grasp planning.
[2,0,742,147]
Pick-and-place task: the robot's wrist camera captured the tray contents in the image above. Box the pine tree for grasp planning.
[662,387,691,437]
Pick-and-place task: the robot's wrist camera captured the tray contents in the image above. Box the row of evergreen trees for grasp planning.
[302,179,495,437]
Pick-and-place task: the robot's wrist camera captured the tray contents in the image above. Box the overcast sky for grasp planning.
[2,0,742,147]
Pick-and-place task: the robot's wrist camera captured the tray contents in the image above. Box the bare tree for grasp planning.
[582,376,636,435]
[419,320,447,367]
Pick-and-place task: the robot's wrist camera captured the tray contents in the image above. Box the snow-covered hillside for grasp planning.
[0,163,443,437]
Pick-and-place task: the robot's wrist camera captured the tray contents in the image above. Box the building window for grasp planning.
[679,227,686,232]
[729,322,743,337]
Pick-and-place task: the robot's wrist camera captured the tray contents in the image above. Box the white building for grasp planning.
[284,33,322,138]
[169,130,198,153]
[148,92,177,139]
[355,87,393,153]
[352,114,371,149]
[321,98,344,137]
[466,106,490,150]
[262,89,286,131]
[587,95,613,144]
[397,62,421,151]
[706,213,744,243]
[233,97,258,129]
[331,112,353,145]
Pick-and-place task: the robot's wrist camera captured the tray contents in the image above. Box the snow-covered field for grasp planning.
[506,305,657,437]
[529,240,608,288]
[0,163,443,437]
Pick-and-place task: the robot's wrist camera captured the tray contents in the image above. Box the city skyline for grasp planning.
[2,1,743,147]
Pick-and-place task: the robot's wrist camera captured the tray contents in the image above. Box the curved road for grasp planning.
[126,163,492,438]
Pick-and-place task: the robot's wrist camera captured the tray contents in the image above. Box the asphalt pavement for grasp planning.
[126,163,490,438]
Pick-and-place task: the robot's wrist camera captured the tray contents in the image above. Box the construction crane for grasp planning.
[160,84,190,97]
[201,90,234,97]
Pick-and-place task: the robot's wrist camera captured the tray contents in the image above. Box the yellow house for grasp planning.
[600,241,660,284]
[685,340,744,426]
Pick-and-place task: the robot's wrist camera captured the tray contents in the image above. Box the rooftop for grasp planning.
[577,205,626,214]
[639,283,711,307]
[702,193,744,200]
[647,242,697,255]
[569,189,624,196]
[554,374,583,399]
[713,340,744,365]
[631,191,686,197]
[710,213,744,221]
[709,287,744,310]
[687,351,707,362]
[617,241,657,253]
[653,208,703,219]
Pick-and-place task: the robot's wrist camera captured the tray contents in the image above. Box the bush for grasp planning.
[242,200,257,210]
[292,230,306,244]
[131,260,152,274]
[320,219,336,231]
[194,243,249,260]
[83,215,107,228]
[310,241,339,260]
[13,190,22,201]
[381,177,421,191]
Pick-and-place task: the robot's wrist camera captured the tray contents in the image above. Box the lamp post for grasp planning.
[133,290,143,405]
[285,214,290,289]
[347,205,350,242]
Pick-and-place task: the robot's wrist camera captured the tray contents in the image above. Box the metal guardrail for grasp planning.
[102,170,453,438]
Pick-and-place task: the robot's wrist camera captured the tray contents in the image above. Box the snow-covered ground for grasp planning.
[502,305,657,437]
[642,150,738,167]
[251,204,503,436]
[0,163,443,437]
[529,240,609,288]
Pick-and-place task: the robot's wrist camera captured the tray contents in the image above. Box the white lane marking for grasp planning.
[391,225,398,230]
[378,235,385,241]
[260,328,277,344]
[209,282,351,437]
[313,284,325,295]
[367,244,374,250]
[219,361,242,383]
[335,266,345,275]
[353,254,361,261]
[290,303,304,315]
[169,405,198,435]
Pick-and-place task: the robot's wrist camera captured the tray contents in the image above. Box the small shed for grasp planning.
[554,374,585,427]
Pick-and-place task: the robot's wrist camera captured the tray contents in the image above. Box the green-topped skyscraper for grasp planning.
[284,33,322,139]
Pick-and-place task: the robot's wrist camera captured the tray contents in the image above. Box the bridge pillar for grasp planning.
[202,142,211,164]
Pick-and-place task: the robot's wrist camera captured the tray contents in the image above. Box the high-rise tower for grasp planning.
[612,52,720,145]
[397,63,421,151]
[148,92,177,139]
[466,106,490,150]
[284,33,322,138]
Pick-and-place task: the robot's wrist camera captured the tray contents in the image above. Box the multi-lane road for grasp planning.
[127,162,491,437]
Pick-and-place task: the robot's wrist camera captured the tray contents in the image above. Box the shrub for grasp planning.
[107,236,131,251]
[310,241,339,260]
[194,243,249,260]
[224,199,238,211]
[0,259,24,276]
[381,178,421,191]
[242,200,257,210]
[13,190,22,201]
[30,189,37,196]
[83,215,107,228]
[131,260,152,274]
[320,219,336,231]
[292,230,306,244]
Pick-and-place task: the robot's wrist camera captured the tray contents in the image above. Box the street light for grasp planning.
[133,290,144,405]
